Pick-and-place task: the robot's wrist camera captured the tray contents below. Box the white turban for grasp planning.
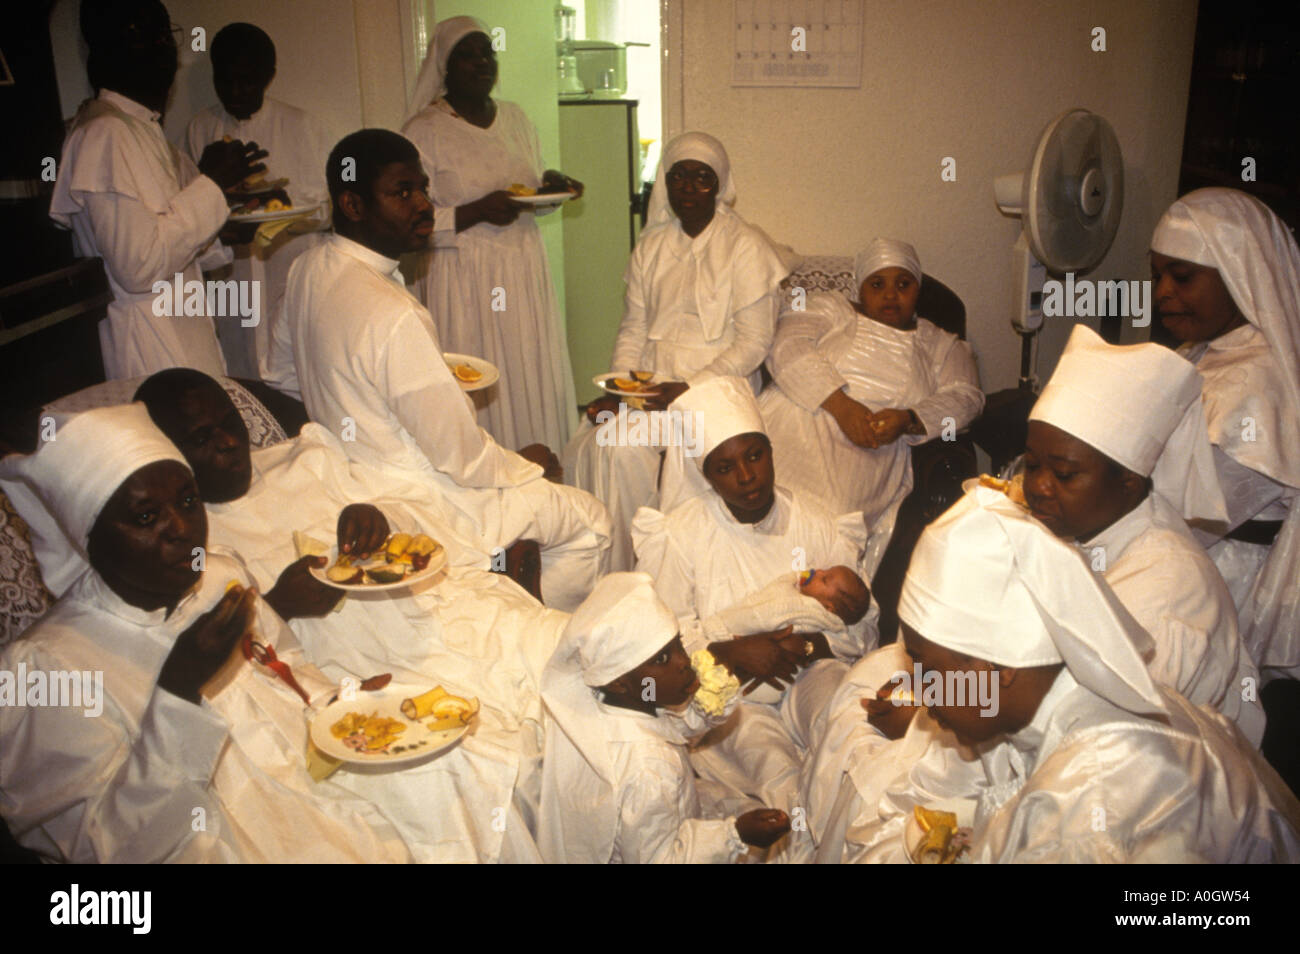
[405,15,490,124]
[899,485,1166,717]
[1029,324,1228,525]
[537,573,680,863]
[853,237,923,293]
[0,403,190,596]
[645,131,736,229]
[658,375,767,513]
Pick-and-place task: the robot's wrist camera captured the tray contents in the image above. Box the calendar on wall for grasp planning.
[732,0,863,88]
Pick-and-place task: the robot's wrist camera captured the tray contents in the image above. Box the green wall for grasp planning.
[432,0,567,332]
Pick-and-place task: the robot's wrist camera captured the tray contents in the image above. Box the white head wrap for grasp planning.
[0,403,190,596]
[853,237,923,293]
[537,573,680,863]
[899,485,1166,717]
[657,375,767,513]
[404,16,490,124]
[1150,188,1300,489]
[1029,324,1228,525]
[644,131,736,229]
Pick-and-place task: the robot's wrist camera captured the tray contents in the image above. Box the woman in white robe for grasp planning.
[848,485,1300,863]
[564,132,789,569]
[402,16,579,452]
[1150,188,1300,680]
[759,239,984,574]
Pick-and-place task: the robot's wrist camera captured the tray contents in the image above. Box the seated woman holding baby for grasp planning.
[758,238,984,571]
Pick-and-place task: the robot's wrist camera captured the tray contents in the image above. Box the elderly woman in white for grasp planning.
[759,239,984,573]
[563,132,789,570]
[1149,188,1300,682]
[402,16,582,452]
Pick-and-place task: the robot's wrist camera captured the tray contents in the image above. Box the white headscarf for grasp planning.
[537,573,680,863]
[657,375,767,514]
[1150,187,1300,488]
[1029,324,1227,525]
[0,403,190,596]
[405,15,490,124]
[899,484,1166,717]
[853,237,923,293]
[645,131,736,228]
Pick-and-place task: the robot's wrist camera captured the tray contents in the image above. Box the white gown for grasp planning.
[183,97,334,379]
[267,234,611,611]
[852,671,1300,863]
[49,90,229,380]
[632,487,870,812]
[401,99,575,451]
[0,550,430,863]
[1183,324,1300,677]
[564,210,785,570]
[1085,493,1264,745]
[759,292,984,574]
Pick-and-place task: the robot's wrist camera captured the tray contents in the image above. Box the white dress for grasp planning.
[632,487,870,813]
[267,234,611,611]
[563,210,786,570]
[850,671,1300,863]
[401,99,575,452]
[1183,324,1300,677]
[183,97,334,378]
[759,291,984,574]
[1085,493,1264,745]
[49,90,229,380]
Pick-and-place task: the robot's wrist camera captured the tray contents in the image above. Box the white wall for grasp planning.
[673,0,1199,391]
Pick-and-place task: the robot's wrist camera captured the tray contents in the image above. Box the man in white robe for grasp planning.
[0,404,532,862]
[49,0,265,380]
[265,129,610,611]
[846,485,1300,863]
[1024,324,1263,745]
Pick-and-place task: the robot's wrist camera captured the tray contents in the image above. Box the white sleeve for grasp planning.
[767,298,846,411]
[80,177,229,295]
[259,294,302,400]
[908,335,984,444]
[611,258,650,373]
[692,293,778,384]
[384,308,542,488]
[617,757,745,864]
[631,507,706,652]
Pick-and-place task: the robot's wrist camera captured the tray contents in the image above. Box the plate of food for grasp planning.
[592,370,664,398]
[226,175,289,200]
[444,352,499,392]
[507,183,577,207]
[904,799,976,864]
[309,685,479,766]
[309,532,447,592]
[228,199,316,224]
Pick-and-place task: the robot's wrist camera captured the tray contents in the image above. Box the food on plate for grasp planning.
[690,649,740,717]
[911,805,971,864]
[385,532,442,570]
[386,533,413,560]
[607,372,659,394]
[263,198,290,211]
[978,472,1027,509]
[508,183,537,196]
[364,565,408,585]
[450,362,483,384]
[322,532,443,584]
[327,563,364,584]
[400,686,479,730]
[330,710,406,753]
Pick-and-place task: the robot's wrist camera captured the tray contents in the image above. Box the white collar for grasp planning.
[98,88,160,123]
[330,233,403,284]
[1079,494,1151,561]
[706,484,792,536]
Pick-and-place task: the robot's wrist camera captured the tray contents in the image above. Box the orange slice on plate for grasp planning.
[452,363,483,383]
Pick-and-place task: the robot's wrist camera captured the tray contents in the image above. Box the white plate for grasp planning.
[592,371,666,398]
[310,540,447,592]
[509,191,577,207]
[904,798,976,864]
[444,352,500,392]
[226,177,290,200]
[310,688,472,766]
[228,204,316,224]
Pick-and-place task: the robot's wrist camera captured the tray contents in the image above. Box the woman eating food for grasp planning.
[564,131,789,569]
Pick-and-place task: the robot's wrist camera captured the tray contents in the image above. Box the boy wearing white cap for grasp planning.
[537,573,789,862]
[875,485,1300,862]
[1024,324,1263,745]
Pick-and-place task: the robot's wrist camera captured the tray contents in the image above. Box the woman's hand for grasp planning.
[542,169,584,198]
[337,503,389,557]
[198,138,268,192]
[457,191,522,231]
[822,389,879,449]
[265,556,343,621]
[157,585,258,704]
[585,394,624,424]
[641,380,689,411]
[517,443,563,482]
[778,631,833,664]
[868,408,923,446]
[736,808,790,848]
[709,626,801,695]
[861,677,922,740]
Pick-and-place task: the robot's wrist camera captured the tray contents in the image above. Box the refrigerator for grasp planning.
[558,100,642,404]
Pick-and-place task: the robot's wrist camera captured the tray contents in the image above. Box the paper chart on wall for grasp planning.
[732,0,863,88]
